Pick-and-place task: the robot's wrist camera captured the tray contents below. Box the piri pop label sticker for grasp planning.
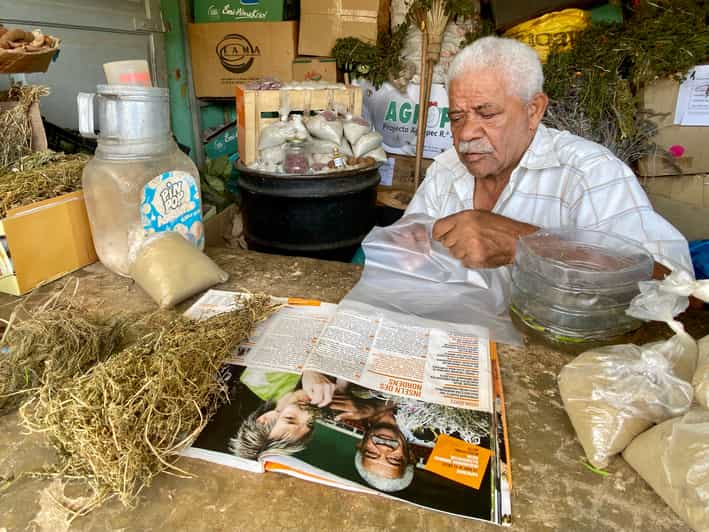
[424,434,492,489]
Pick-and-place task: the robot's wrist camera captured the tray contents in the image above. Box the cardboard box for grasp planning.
[642,174,709,241]
[298,0,389,56]
[204,204,238,247]
[292,56,338,82]
[188,22,298,98]
[193,0,299,22]
[637,78,709,177]
[0,191,97,295]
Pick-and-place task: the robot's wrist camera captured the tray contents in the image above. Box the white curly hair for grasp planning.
[447,36,544,102]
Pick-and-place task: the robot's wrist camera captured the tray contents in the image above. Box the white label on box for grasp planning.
[356,79,453,159]
[674,65,709,126]
[378,157,395,186]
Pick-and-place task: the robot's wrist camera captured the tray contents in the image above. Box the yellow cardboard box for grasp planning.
[0,190,97,295]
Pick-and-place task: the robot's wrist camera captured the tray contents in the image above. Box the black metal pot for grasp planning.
[236,161,381,262]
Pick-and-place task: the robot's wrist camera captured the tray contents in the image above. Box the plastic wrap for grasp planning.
[129,232,228,309]
[559,343,693,469]
[342,214,522,345]
[305,110,343,143]
[623,409,709,532]
[353,131,383,158]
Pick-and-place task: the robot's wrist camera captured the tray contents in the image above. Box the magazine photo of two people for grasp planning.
[188,364,508,523]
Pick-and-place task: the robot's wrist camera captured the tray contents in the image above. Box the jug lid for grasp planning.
[96,84,168,100]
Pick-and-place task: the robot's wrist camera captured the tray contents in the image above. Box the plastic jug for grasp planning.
[78,85,202,277]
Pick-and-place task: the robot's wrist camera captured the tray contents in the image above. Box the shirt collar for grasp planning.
[517,123,561,170]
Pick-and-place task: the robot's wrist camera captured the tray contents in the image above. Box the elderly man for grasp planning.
[353,410,415,493]
[405,36,692,279]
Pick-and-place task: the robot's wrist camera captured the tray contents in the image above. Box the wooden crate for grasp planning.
[235,84,362,166]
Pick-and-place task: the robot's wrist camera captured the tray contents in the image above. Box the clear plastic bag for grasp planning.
[623,409,709,532]
[559,343,694,469]
[129,232,228,309]
[342,214,522,345]
[559,272,709,469]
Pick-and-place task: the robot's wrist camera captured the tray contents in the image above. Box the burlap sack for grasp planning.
[693,335,709,409]
[559,344,693,469]
[623,409,709,532]
[129,232,228,309]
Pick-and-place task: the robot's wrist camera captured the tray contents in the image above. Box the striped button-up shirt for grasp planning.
[405,124,693,273]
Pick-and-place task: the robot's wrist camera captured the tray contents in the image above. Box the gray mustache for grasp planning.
[457,140,493,154]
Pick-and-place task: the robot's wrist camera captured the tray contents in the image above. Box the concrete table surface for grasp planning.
[1,247,707,532]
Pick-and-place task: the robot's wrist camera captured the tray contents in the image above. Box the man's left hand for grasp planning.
[432,210,537,268]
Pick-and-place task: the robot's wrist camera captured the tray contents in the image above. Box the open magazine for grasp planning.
[183,290,513,526]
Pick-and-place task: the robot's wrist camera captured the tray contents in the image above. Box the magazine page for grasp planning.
[303,301,493,413]
[185,290,337,373]
[184,361,506,524]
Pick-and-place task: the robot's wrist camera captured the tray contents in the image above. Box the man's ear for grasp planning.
[527,91,548,130]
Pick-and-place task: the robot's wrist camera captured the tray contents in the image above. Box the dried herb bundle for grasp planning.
[20,293,279,517]
[0,85,49,168]
[0,150,88,218]
[543,0,709,165]
[0,298,130,415]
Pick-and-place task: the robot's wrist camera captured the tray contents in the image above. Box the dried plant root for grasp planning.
[20,293,279,513]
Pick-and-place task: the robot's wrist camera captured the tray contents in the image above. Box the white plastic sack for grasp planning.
[343,115,371,145]
[342,213,522,345]
[308,139,340,155]
[353,131,383,158]
[258,120,297,150]
[259,145,285,165]
[363,147,387,162]
[305,111,343,144]
[339,139,353,157]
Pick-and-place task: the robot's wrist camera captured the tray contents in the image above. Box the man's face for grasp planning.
[256,389,313,441]
[448,68,546,182]
[359,422,410,479]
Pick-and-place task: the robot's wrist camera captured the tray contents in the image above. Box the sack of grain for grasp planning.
[623,409,709,532]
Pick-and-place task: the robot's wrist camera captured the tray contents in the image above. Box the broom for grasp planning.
[414,0,450,191]
[412,4,429,191]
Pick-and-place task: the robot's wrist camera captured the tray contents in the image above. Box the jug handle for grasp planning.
[77,92,97,138]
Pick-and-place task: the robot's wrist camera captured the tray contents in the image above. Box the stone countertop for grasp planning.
[1,247,706,532]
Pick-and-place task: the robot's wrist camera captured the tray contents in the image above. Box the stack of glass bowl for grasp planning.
[509,228,654,353]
